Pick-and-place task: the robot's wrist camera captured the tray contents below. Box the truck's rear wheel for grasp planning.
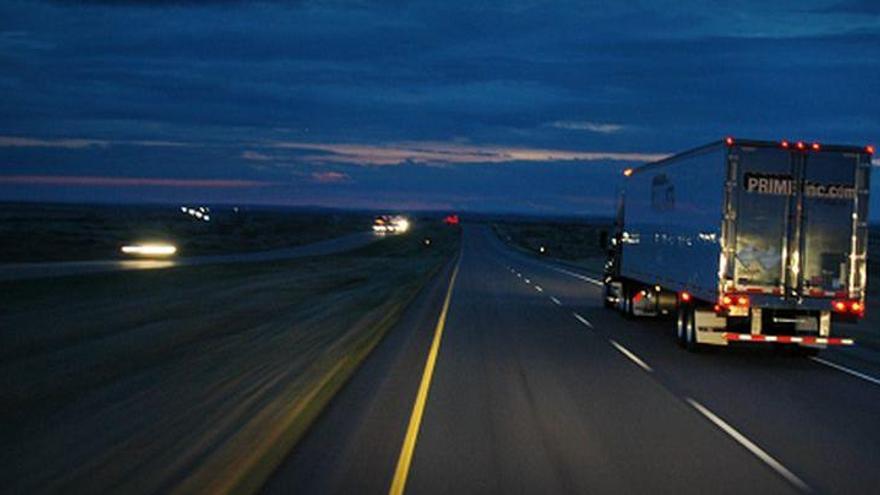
[675,306,688,347]
[684,307,701,352]
[623,292,634,319]
[615,283,630,316]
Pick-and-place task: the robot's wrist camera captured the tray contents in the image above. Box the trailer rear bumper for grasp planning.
[722,333,854,346]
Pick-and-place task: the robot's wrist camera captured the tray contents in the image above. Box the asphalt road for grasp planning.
[264,224,880,494]
[0,231,377,281]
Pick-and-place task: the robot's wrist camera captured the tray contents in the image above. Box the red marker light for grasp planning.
[811,143,821,151]
[796,141,805,150]
[868,145,875,155]
[680,291,691,302]
[724,136,735,146]
[781,140,790,148]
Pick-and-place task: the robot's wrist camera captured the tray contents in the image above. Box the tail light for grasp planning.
[720,294,749,308]
[832,299,864,317]
[717,294,749,315]
[680,291,691,303]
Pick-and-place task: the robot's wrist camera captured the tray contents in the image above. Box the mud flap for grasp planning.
[819,310,831,337]
[694,309,728,345]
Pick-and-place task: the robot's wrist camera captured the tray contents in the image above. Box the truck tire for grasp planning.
[623,292,634,319]
[616,283,628,315]
[675,306,688,347]
[603,283,614,309]
[684,307,701,352]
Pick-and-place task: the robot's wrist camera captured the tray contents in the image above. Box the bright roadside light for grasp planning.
[373,215,410,234]
[120,244,177,256]
[394,218,410,233]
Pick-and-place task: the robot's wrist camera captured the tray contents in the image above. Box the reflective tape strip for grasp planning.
[722,333,853,345]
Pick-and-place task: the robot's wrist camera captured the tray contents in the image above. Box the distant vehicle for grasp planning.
[120,243,177,257]
[603,137,873,353]
[373,215,410,234]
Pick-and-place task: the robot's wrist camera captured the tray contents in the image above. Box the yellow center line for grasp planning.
[388,254,462,495]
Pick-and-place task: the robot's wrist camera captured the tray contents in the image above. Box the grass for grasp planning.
[0,222,460,494]
[493,220,611,273]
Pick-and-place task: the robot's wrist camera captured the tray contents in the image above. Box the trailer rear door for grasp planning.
[800,151,863,297]
[732,145,865,298]
[731,146,792,291]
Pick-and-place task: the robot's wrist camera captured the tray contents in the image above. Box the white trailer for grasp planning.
[603,138,874,353]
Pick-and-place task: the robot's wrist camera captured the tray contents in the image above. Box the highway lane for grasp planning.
[0,231,377,281]
[491,228,880,494]
[265,224,880,494]
[263,253,459,494]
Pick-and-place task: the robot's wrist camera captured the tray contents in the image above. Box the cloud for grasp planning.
[310,171,351,183]
[0,136,109,149]
[2,1,879,215]
[813,1,880,15]
[270,141,667,166]
[0,175,279,188]
[548,121,626,134]
[241,150,273,161]
[0,136,193,149]
[49,0,259,6]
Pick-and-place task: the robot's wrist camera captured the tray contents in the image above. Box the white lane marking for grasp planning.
[548,266,603,286]
[810,357,880,387]
[524,278,531,284]
[686,398,811,493]
[535,285,543,292]
[517,273,522,278]
[609,339,653,373]
[550,296,562,306]
[572,312,593,329]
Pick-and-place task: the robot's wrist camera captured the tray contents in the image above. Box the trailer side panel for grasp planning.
[620,144,726,300]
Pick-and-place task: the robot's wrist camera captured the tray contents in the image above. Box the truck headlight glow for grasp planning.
[121,244,177,256]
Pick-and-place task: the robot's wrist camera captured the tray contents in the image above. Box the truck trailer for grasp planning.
[603,137,874,352]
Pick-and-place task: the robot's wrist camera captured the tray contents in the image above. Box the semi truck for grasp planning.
[603,137,874,352]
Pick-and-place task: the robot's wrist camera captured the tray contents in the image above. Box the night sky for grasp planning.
[1,0,878,215]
